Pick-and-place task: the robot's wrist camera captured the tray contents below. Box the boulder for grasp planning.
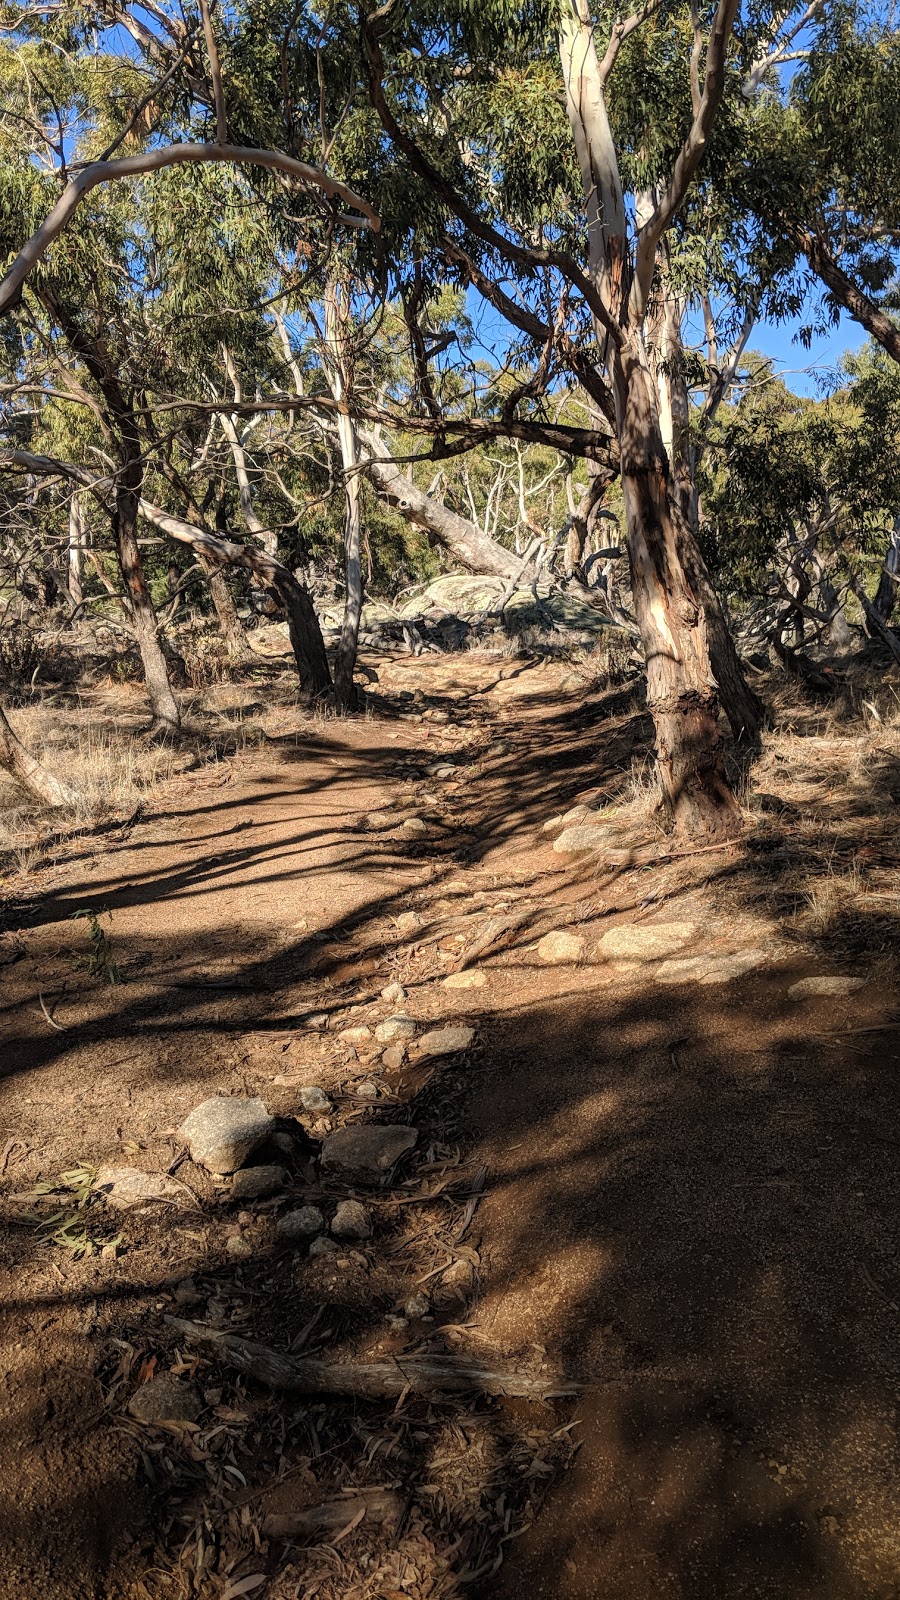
[177,1096,274,1175]
[321,1124,417,1183]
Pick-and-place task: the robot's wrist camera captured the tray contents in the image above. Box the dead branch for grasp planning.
[165,1317,576,1397]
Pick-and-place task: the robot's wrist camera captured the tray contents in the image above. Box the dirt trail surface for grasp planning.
[1,653,900,1599]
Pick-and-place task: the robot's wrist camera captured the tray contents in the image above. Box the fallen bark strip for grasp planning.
[262,1487,406,1539]
[166,1317,577,1397]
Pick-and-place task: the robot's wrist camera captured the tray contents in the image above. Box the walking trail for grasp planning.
[1,650,899,1600]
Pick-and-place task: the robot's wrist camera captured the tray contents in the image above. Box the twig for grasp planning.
[37,992,66,1032]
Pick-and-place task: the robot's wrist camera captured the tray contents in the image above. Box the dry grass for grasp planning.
[0,698,180,876]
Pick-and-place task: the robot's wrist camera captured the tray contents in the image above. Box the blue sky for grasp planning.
[748,308,867,396]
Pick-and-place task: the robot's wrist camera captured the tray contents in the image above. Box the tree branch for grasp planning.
[0,144,379,314]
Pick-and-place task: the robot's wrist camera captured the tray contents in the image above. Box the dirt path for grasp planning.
[1,654,899,1599]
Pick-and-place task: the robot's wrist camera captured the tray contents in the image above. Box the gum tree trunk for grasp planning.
[0,699,77,806]
[613,340,740,835]
[325,281,364,711]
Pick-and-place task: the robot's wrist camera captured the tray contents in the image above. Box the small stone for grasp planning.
[276,1206,325,1242]
[598,922,696,961]
[386,1314,408,1331]
[305,1013,329,1030]
[443,969,487,989]
[433,1257,476,1307]
[299,1085,333,1113]
[788,975,867,999]
[269,1131,296,1158]
[272,1073,300,1088]
[331,1199,372,1240]
[542,814,565,834]
[95,1166,195,1211]
[309,1234,340,1258]
[321,1124,417,1183]
[375,1014,417,1043]
[404,1293,430,1319]
[225,1233,253,1258]
[354,1080,379,1098]
[339,1026,373,1046]
[128,1373,202,1426]
[395,912,422,935]
[366,810,396,831]
[381,1044,406,1071]
[553,823,608,857]
[381,980,406,1004]
[537,930,585,965]
[229,1164,287,1201]
[400,816,429,835]
[561,803,594,826]
[177,1096,274,1175]
[417,1024,475,1057]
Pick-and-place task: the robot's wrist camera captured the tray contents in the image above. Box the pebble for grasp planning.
[309,1235,340,1258]
[381,981,406,1004]
[276,1206,325,1242]
[331,1199,372,1240]
[321,1124,418,1183]
[225,1233,253,1258]
[542,814,565,834]
[788,975,866,999]
[400,816,428,835]
[655,949,768,985]
[365,811,396,831]
[537,930,585,965]
[94,1166,195,1211]
[598,922,696,961]
[443,969,487,989]
[375,1014,417,1043]
[354,1080,379,1098]
[395,912,422,935]
[177,1096,274,1175]
[305,1013,329,1030]
[299,1085,333,1113]
[381,1044,406,1071]
[404,1293,430,1319]
[430,764,457,779]
[269,1131,296,1158]
[433,1258,476,1306]
[228,1164,287,1201]
[128,1373,202,1425]
[417,1024,475,1057]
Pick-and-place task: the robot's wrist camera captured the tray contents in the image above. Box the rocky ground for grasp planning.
[1,647,899,1600]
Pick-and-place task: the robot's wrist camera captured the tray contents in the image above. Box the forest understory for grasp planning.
[1,640,900,1600]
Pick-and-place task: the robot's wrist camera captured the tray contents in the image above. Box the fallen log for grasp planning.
[165,1317,577,1398]
[262,1487,405,1539]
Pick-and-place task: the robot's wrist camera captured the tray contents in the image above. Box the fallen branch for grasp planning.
[165,1317,577,1397]
[451,908,536,972]
[262,1487,406,1539]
